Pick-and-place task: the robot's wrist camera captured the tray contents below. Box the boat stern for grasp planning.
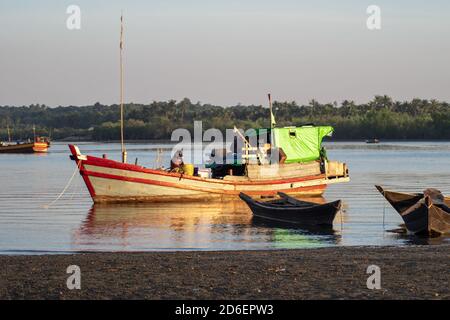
[32,142,49,153]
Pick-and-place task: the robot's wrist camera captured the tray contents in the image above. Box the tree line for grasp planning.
[1,96,450,141]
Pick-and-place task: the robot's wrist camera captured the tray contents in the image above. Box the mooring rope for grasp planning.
[69,168,82,200]
[42,161,81,209]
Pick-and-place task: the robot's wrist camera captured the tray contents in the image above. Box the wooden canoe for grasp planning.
[375,185,450,236]
[239,192,341,226]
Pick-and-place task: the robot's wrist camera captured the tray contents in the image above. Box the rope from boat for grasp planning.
[42,160,82,209]
[69,168,83,200]
[69,175,78,200]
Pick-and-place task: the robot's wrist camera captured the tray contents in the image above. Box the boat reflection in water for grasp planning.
[385,227,450,246]
[73,197,342,251]
[402,235,450,246]
[250,218,341,249]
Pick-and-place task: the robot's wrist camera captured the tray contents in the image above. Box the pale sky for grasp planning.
[1,0,449,107]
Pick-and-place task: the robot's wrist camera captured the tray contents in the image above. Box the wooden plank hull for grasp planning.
[0,142,49,153]
[399,198,450,236]
[376,185,450,236]
[69,145,349,203]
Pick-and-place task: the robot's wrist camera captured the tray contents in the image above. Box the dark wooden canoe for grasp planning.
[239,192,341,226]
[375,185,450,236]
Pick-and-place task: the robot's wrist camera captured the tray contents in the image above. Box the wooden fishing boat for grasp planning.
[69,144,348,203]
[0,139,49,153]
[376,185,450,236]
[239,192,341,226]
[1,123,50,153]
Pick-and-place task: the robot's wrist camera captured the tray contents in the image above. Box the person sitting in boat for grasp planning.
[170,149,184,172]
[266,145,287,164]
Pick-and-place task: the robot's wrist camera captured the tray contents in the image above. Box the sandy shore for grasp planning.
[1,246,449,300]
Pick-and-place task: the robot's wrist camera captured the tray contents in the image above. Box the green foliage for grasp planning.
[1,96,449,141]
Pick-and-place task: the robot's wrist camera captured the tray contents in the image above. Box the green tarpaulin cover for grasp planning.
[272,126,334,163]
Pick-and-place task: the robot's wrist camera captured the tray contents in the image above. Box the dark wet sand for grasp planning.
[1,246,449,300]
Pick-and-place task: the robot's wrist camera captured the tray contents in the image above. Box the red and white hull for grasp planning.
[69,145,349,203]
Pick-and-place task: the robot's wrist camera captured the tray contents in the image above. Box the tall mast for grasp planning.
[268,93,276,129]
[120,13,127,163]
[7,124,11,142]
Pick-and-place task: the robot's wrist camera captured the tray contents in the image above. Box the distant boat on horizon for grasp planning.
[1,125,50,153]
[365,138,380,144]
[0,137,50,153]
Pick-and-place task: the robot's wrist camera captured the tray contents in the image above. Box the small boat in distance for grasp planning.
[376,185,450,236]
[365,138,380,144]
[1,124,50,153]
[239,192,341,226]
[0,137,50,153]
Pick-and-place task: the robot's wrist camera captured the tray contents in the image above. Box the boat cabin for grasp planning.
[201,125,346,181]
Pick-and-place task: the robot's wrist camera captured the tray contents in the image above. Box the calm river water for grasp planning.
[1,141,449,254]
